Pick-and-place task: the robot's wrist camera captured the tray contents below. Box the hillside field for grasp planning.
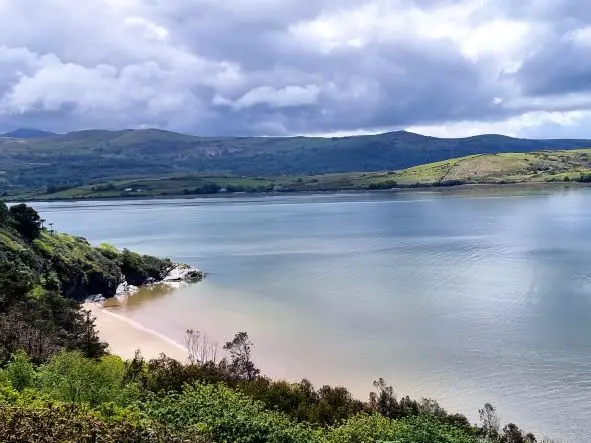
[12,149,591,200]
[2,128,591,194]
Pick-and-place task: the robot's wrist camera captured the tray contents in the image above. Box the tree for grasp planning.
[79,310,108,359]
[9,203,42,239]
[501,423,537,443]
[479,402,501,440]
[223,332,260,381]
[369,378,400,419]
[0,201,8,226]
[185,329,219,365]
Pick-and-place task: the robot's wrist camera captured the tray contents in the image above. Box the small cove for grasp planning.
[33,190,591,442]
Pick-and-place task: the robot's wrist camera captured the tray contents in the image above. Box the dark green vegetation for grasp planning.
[13,149,591,201]
[0,202,175,301]
[0,202,556,442]
[2,127,591,195]
[0,201,178,363]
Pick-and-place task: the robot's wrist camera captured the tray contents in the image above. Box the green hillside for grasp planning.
[381,149,591,186]
[2,128,591,194]
[14,148,591,201]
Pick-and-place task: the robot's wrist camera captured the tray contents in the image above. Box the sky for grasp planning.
[0,0,591,138]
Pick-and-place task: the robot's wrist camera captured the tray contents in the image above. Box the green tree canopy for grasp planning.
[8,204,42,239]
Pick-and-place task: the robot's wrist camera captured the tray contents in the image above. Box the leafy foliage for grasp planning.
[118,248,173,286]
[224,331,260,381]
[0,292,106,365]
[1,203,174,301]
[34,351,141,407]
[326,414,480,443]
[0,202,176,368]
[33,232,122,299]
[0,401,196,443]
[8,204,42,239]
[145,382,323,443]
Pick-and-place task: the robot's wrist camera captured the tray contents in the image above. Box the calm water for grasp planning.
[33,190,591,442]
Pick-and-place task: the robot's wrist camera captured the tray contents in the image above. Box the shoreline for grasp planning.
[84,302,188,362]
[11,180,591,203]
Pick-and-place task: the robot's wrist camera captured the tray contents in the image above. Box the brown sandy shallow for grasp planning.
[83,302,188,362]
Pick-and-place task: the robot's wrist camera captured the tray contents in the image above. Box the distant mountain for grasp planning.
[2,128,55,138]
[1,128,591,192]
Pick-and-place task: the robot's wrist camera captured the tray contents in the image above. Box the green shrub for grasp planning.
[35,351,141,407]
[0,401,195,443]
[3,351,36,391]
[0,292,106,365]
[97,242,120,260]
[404,415,479,443]
[327,413,480,443]
[33,232,121,299]
[118,249,172,285]
[145,382,323,443]
[326,413,408,443]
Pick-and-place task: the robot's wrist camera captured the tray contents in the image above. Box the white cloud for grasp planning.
[0,0,589,137]
[214,85,321,110]
[407,110,591,139]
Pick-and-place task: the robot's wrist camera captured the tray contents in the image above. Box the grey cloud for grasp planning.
[494,0,591,22]
[515,38,591,96]
[0,0,590,136]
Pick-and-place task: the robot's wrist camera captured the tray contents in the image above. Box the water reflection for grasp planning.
[104,283,179,310]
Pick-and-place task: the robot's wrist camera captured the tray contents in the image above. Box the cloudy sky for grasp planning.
[0,0,590,138]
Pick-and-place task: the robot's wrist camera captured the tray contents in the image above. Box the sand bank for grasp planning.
[83,302,188,362]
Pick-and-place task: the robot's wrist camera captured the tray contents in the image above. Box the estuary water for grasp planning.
[33,189,591,442]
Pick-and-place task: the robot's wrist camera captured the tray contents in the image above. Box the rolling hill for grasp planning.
[1,128,55,138]
[1,128,591,194]
[16,149,591,200]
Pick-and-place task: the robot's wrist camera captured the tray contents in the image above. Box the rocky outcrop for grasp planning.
[110,264,204,301]
[115,277,140,299]
[163,264,205,282]
[86,294,106,303]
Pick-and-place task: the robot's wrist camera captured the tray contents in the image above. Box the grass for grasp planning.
[373,149,591,186]
[10,148,591,201]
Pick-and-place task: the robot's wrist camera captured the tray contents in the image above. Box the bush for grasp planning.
[32,232,123,299]
[3,351,36,392]
[368,180,398,190]
[0,401,194,443]
[118,249,173,286]
[326,413,408,443]
[240,378,366,425]
[0,293,106,365]
[439,179,466,187]
[35,351,140,407]
[145,382,323,443]
[96,243,120,260]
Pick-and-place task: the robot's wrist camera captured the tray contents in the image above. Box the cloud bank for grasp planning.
[0,0,590,137]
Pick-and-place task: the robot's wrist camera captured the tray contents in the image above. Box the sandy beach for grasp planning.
[83,302,188,362]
